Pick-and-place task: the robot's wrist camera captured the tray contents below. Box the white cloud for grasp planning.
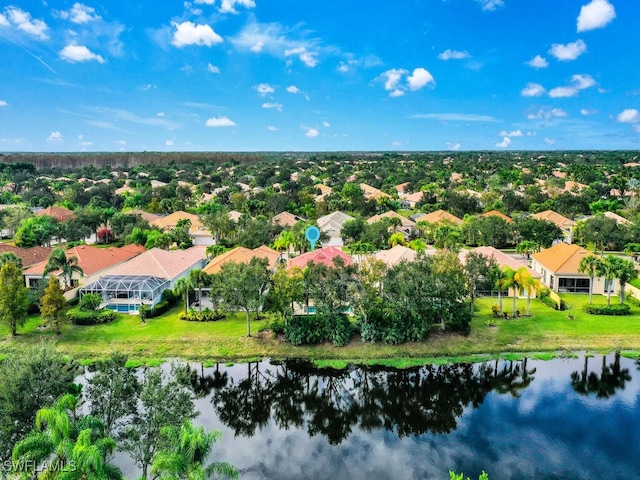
[79,141,93,146]
[286,85,300,94]
[527,108,568,120]
[323,121,330,128]
[262,102,283,112]
[549,74,596,98]
[475,0,504,11]
[284,46,318,67]
[0,14,8,26]
[267,126,277,131]
[580,108,597,115]
[496,136,511,148]
[549,86,578,98]
[207,63,220,73]
[447,142,462,151]
[527,55,548,68]
[549,39,587,61]
[544,137,555,145]
[577,0,616,32]
[337,62,350,73]
[141,84,156,91]
[255,83,275,97]
[302,126,319,138]
[4,6,48,39]
[114,140,126,145]
[165,140,174,146]
[498,130,523,137]
[171,21,223,47]
[572,73,596,90]
[407,68,435,90]
[61,3,101,24]
[438,49,470,60]
[205,116,236,127]
[0,100,7,107]
[59,44,105,63]
[157,112,165,117]
[218,0,256,14]
[617,109,640,123]
[521,83,545,97]
[381,68,406,96]
[410,113,498,122]
[47,131,63,142]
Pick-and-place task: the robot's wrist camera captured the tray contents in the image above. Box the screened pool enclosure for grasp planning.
[79,275,169,313]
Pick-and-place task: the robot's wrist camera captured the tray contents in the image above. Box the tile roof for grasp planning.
[532,210,576,228]
[203,245,281,274]
[317,211,355,229]
[124,209,162,224]
[288,246,353,269]
[106,246,207,280]
[24,244,146,276]
[367,211,416,228]
[150,211,202,231]
[35,206,74,222]
[531,242,593,274]
[460,246,540,278]
[480,210,513,222]
[272,211,305,228]
[359,183,391,200]
[0,244,53,268]
[374,245,417,267]
[415,209,463,225]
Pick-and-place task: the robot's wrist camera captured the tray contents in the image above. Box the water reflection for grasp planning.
[571,352,631,398]
[203,358,541,444]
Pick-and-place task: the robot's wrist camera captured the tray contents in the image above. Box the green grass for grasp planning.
[2,294,640,366]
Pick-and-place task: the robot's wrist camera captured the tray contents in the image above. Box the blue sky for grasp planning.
[0,0,638,152]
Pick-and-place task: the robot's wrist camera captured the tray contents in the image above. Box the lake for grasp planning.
[111,353,640,480]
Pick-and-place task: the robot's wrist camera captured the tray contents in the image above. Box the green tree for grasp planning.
[0,261,29,336]
[515,240,540,259]
[388,231,406,247]
[43,248,84,290]
[15,215,57,247]
[121,365,196,480]
[450,470,489,480]
[578,255,605,304]
[151,421,237,480]
[189,269,210,313]
[173,277,193,314]
[605,255,638,305]
[578,215,621,253]
[0,251,23,268]
[500,266,520,317]
[514,266,539,316]
[40,276,68,334]
[221,258,271,337]
[125,226,149,246]
[516,217,564,248]
[600,255,620,306]
[623,242,640,262]
[463,252,494,315]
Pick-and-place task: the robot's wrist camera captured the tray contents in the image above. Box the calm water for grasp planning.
[109,353,640,480]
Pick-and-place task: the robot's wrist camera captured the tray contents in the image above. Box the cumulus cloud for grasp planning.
[267,126,277,131]
[496,136,511,148]
[219,0,256,14]
[59,44,105,63]
[0,100,7,107]
[438,49,470,60]
[476,0,504,11]
[544,137,555,145]
[527,55,548,68]
[548,74,596,98]
[47,131,63,142]
[527,108,568,120]
[577,0,616,32]
[410,113,498,122]
[580,108,598,115]
[323,121,330,128]
[205,116,236,127]
[447,142,462,151]
[498,130,523,137]
[286,85,300,94]
[521,83,545,97]
[59,3,101,24]
[549,39,587,61]
[3,6,48,39]
[255,83,275,97]
[157,112,165,117]
[171,21,223,47]
[284,46,318,67]
[407,68,435,90]
[302,126,319,137]
[207,63,220,73]
[165,140,174,146]
[617,109,640,123]
[337,62,350,73]
[262,102,283,112]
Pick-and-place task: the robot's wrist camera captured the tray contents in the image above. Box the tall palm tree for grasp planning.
[489,264,507,312]
[500,266,520,317]
[189,269,210,312]
[578,255,605,304]
[43,248,84,290]
[273,230,295,253]
[388,232,406,247]
[173,277,193,314]
[606,255,638,305]
[514,266,539,316]
[601,255,621,306]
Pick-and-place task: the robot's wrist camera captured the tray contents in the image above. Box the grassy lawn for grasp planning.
[2,293,640,365]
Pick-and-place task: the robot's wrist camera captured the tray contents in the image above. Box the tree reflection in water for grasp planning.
[571,352,631,399]
[200,358,539,445]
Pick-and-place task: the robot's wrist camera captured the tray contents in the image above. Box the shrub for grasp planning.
[161,288,177,305]
[326,314,353,347]
[179,309,223,322]
[79,293,102,311]
[260,313,286,335]
[582,304,631,316]
[143,300,171,319]
[626,294,640,307]
[138,304,151,321]
[284,315,327,346]
[67,307,116,325]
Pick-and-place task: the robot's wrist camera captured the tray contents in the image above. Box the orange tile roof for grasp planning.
[461,246,540,278]
[417,209,463,225]
[531,243,593,274]
[532,210,576,228]
[36,206,74,222]
[24,244,146,276]
[272,211,304,228]
[203,246,281,274]
[480,210,513,222]
[374,245,417,266]
[359,183,391,200]
[151,211,202,231]
[367,211,415,227]
[124,209,162,224]
[107,246,206,279]
[288,246,353,269]
[0,244,53,267]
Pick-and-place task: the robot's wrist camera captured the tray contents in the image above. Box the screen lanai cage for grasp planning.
[80,275,169,313]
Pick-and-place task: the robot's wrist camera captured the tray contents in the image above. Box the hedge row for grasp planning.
[179,309,224,322]
[67,308,117,325]
[582,303,631,315]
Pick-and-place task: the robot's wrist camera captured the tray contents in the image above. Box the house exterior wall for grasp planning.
[531,258,610,295]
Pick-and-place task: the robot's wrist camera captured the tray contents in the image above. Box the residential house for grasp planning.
[317,211,355,247]
[413,209,463,225]
[150,210,214,246]
[367,211,416,239]
[0,244,53,268]
[314,184,333,202]
[272,211,305,228]
[399,191,424,209]
[80,246,207,313]
[531,243,609,294]
[480,210,513,223]
[203,245,281,275]
[288,246,354,269]
[124,209,162,224]
[359,183,391,202]
[373,244,417,267]
[35,205,74,222]
[532,210,576,244]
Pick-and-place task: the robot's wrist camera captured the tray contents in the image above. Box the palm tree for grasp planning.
[43,247,84,290]
[624,243,640,263]
[173,277,193,314]
[500,266,520,317]
[409,238,427,253]
[151,420,237,480]
[189,269,210,312]
[601,255,623,306]
[514,266,539,316]
[205,244,227,259]
[489,264,507,312]
[578,255,605,304]
[273,230,295,253]
[515,240,540,260]
[0,252,23,269]
[125,226,148,246]
[606,255,638,305]
[388,232,406,247]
